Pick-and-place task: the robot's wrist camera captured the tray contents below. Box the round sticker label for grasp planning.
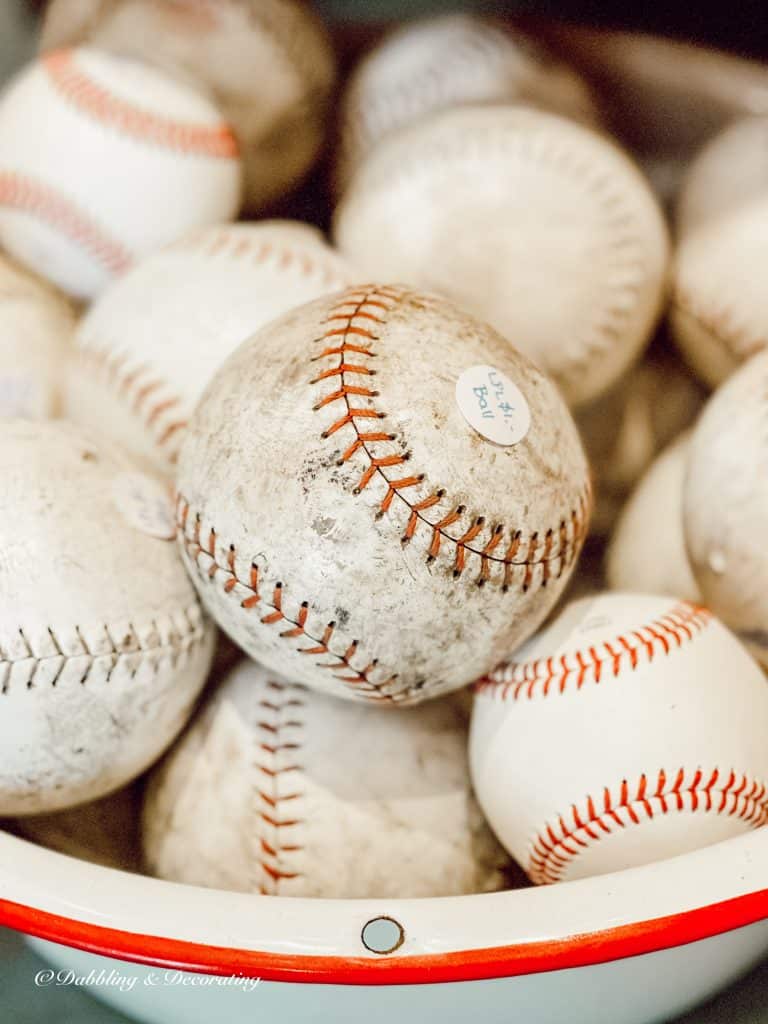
[113,472,176,541]
[455,365,531,446]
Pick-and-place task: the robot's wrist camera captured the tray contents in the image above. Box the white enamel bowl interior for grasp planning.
[1,826,768,1024]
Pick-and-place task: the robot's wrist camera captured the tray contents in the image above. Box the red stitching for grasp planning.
[73,234,352,463]
[176,496,406,704]
[313,285,592,590]
[255,679,304,895]
[71,348,187,463]
[44,50,239,159]
[528,768,768,884]
[475,603,712,701]
[0,172,131,275]
[167,228,351,291]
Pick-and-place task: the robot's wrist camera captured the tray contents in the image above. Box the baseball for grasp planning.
[40,0,336,214]
[684,350,768,667]
[334,13,600,195]
[334,105,669,407]
[0,252,75,418]
[0,419,215,815]
[176,285,591,705]
[66,221,354,475]
[471,593,768,884]
[607,432,700,603]
[0,46,241,300]
[143,659,511,898]
[575,343,705,534]
[672,118,768,388]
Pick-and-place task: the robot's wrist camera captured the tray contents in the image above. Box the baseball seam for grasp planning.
[475,602,710,701]
[0,172,132,275]
[313,285,591,591]
[254,678,304,895]
[671,289,765,367]
[338,19,522,183]
[72,235,350,465]
[44,49,239,159]
[176,496,407,704]
[528,767,768,884]
[0,603,207,693]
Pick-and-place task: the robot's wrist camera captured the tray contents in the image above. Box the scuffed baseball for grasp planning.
[0,253,75,418]
[176,285,591,706]
[672,118,768,388]
[66,222,354,475]
[576,343,706,534]
[334,105,668,407]
[684,351,768,666]
[0,420,215,815]
[0,47,241,299]
[143,660,511,898]
[335,13,600,194]
[471,593,768,884]
[40,0,336,213]
[607,432,700,603]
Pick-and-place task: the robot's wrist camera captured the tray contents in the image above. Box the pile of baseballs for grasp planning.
[0,5,766,898]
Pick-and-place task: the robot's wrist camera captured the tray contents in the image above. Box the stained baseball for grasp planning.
[607,432,700,602]
[66,222,354,475]
[672,118,768,388]
[471,593,768,884]
[176,285,591,706]
[334,105,669,407]
[335,13,600,195]
[143,659,510,898]
[0,420,215,815]
[40,0,336,213]
[684,350,768,666]
[0,47,241,299]
[0,253,75,418]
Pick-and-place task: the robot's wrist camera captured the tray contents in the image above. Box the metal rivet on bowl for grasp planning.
[361,916,405,955]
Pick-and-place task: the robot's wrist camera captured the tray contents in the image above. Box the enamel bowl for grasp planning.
[1,825,767,1024]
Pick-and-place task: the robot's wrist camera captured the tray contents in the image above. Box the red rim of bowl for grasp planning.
[3,888,768,985]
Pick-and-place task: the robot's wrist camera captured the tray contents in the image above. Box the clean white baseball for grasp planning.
[143,659,511,898]
[0,46,241,300]
[334,105,669,407]
[65,222,354,475]
[471,593,768,884]
[672,119,768,388]
[607,432,700,603]
[335,13,600,195]
[176,285,592,705]
[576,344,705,534]
[0,253,75,418]
[684,350,768,667]
[40,0,336,213]
[0,420,215,815]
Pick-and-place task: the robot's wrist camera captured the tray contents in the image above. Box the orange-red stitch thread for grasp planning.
[0,172,131,274]
[72,347,187,463]
[255,680,304,895]
[175,495,405,704]
[45,50,238,159]
[475,603,711,701]
[311,285,592,590]
[528,767,768,885]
